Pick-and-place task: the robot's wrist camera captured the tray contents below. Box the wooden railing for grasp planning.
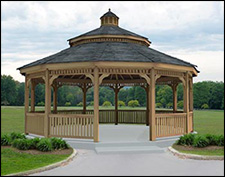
[26,113,44,136]
[49,114,94,139]
[155,113,187,138]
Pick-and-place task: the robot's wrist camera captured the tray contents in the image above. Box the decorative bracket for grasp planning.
[139,74,151,85]
[99,73,110,85]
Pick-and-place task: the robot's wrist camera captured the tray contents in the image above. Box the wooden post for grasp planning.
[172,83,178,113]
[53,85,58,113]
[24,76,29,134]
[93,67,99,142]
[183,72,189,133]
[44,69,51,137]
[115,84,119,125]
[149,68,156,141]
[30,80,35,112]
[189,77,194,131]
[82,83,87,114]
[146,85,149,126]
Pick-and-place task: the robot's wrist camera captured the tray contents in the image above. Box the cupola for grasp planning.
[100,8,119,26]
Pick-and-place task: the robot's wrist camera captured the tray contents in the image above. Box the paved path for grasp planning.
[31,149,224,176]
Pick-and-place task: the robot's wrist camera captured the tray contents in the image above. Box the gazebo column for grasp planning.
[24,76,29,134]
[189,77,194,131]
[183,72,190,133]
[146,85,150,126]
[149,68,156,141]
[82,83,87,114]
[93,67,99,142]
[53,84,58,113]
[114,85,119,125]
[172,83,178,113]
[44,69,51,137]
[30,80,36,112]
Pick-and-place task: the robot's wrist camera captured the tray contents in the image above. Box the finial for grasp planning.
[109,8,111,12]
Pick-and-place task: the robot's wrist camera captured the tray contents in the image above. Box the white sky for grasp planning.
[1,1,224,83]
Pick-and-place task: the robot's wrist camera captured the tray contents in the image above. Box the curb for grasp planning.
[168,146,224,161]
[5,149,77,176]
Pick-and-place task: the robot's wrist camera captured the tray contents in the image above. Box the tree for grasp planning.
[77,102,83,107]
[128,100,140,107]
[1,75,17,105]
[118,101,126,107]
[177,100,183,109]
[166,102,173,109]
[102,101,112,107]
[156,103,163,108]
[65,102,71,106]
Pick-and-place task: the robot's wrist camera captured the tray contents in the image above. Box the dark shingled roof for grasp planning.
[68,25,148,41]
[18,42,198,72]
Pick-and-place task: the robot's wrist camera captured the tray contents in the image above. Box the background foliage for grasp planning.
[1,75,224,109]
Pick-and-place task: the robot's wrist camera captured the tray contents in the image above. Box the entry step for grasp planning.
[95,145,165,154]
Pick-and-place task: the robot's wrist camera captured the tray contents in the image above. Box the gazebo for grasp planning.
[18,9,199,142]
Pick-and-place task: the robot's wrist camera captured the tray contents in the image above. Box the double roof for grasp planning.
[18,9,199,73]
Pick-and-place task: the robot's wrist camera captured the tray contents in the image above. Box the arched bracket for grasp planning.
[99,74,110,85]
[85,74,94,84]
[139,74,151,85]
[178,76,186,87]
[155,74,161,82]
[49,75,59,86]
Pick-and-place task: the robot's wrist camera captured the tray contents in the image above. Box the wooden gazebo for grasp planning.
[18,9,199,142]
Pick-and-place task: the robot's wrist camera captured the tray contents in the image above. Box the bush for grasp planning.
[156,103,163,108]
[128,100,140,107]
[89,101,94,106]
[201,104,209,109]
[50,137,69,150]
[37,138,53,152]
[65,102,71,106]
[205,134,218,146]
[30,137,41,149]
[215,135,224,146]
[102,101,112,107]
[77,102,83,107]
[12,139,32,150]
[193,135,209,148]
[10,132,26,140]
[1,134,12,146]
[37,101,45,106]
[176,134,195,146]
[118,101,126,107]
[177,101,183,109]
[166,103,173,109]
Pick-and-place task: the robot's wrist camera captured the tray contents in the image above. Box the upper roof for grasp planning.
[18,9,199,73]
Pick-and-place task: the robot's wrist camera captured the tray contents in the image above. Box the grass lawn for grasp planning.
[172,144,224,156]
[1,147,71,176]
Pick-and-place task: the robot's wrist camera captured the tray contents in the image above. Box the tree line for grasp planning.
[1,75,224,109]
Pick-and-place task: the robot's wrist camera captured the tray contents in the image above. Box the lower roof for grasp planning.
[18,42,199,73]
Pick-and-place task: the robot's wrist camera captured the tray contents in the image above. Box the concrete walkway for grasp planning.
[30,125,224,176]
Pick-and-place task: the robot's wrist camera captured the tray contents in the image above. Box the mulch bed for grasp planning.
[173,144,224,151]
[1,146,73,155]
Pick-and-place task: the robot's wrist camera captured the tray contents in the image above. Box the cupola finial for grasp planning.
[109,8,111,12]
[100,9,119,26]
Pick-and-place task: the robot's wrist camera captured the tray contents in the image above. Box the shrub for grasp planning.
[215,135,224,146]
[65,102,71,106]
[193,135,209,148]
[12,139,32,150]
[50,137,69,150]
[37,138,53,152]
[118,101,126,107]
[37,101,45,106]
[201,104,209,109]
[10,132,26,140]
[176,134,195,146]
[177,101,183,109]
[166,103,173,109]
[30,137,41,149]
[205,134,218,146]
[128,100,140,107]
[1,134,12,146]
[156,103,163,108]
[77,102,83,107]
[89,101,94,106]
[102,101,112,107]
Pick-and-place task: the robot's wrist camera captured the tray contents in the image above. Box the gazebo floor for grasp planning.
[27,124,181,153]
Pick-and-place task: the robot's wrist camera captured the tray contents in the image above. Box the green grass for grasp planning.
[1,148,71,176]
[172,145,224,156]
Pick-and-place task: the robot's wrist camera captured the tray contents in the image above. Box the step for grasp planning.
[95,145,165,154]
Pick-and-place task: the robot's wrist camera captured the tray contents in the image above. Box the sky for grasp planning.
[1,1,224,83]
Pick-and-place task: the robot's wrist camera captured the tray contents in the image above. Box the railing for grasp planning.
[26,113,44,136]
[49,114,94,139]
[155,113,187,138]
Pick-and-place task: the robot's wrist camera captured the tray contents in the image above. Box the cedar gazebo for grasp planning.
[18,9,199,142]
